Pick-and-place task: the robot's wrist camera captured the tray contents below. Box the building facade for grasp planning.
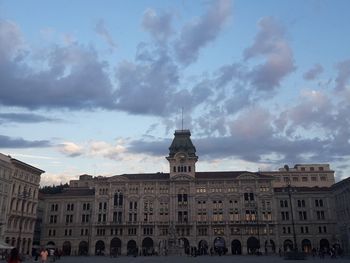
[0,154,12,240]
[40,130,338,256]
[0,153,44,254]
[332,177,350,254]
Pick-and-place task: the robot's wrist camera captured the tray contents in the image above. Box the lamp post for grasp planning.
[284,182,305,260]
[255,196,261,255]
[17,188,31,253]
[286,183,297,252]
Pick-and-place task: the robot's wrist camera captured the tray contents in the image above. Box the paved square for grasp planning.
[38,255,350,263]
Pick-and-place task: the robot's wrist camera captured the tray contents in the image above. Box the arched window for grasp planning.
[114,192,123,207]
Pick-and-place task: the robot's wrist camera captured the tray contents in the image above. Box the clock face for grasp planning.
[178,153,186,162]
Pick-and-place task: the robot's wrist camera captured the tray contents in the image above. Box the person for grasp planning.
[7,248,21,263]
[40,249,48,263]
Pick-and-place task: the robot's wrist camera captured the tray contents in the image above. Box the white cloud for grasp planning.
[58,142,84,157]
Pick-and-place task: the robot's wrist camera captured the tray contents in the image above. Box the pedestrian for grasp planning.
[7,248,21,263]
[40,249,48,263]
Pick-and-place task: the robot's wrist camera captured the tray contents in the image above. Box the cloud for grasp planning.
[174,0,232,65]
[0,24,116,110]
[0,112,60,124]
[303,63,324,80]
[95,19,117,51]
[244,17,295,91]
[142,9,173,42]
[275,89,334,134]
[335,59,350,91]
[0,135,51,148]
[114,48,179,115]
[88,140,126,160]
[57,139,127,160]
[58,142,84,157]
[0,19,23,60]
[40,172,79,186]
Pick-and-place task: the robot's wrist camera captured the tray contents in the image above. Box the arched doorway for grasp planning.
[214,237,226,255]
[46,241,56,250]
[127,240,137,256]
[110,238,122,256]
[22,238,26,254]
[320,239,329,251]
[142,237,154,256]
[95,240,105,256]
[78,241,88,256]
[178,238,190,254]
[301,239,312,253]
[198,240,208,255]
[247,237,260,255]
[265,239,276,253]
[283,239,293,252]
[231,239,242,255]
[62,241,71,256]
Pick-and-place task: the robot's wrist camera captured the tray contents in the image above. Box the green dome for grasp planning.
[168,130,197,158]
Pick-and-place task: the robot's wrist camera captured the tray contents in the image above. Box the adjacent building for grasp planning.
[332,177,350,254]
[0,154,12,240]
[0,153,44,254]
[39,130,340,256]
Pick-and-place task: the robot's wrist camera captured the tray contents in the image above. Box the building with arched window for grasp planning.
[0,153,44,254]
[40,130,339,256]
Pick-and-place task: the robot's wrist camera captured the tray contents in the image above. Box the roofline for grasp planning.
[11,158,45,174]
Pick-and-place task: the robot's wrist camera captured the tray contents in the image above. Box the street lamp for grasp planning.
[286,182,297,252]
[284,182,305,260]
[17,188,31,253]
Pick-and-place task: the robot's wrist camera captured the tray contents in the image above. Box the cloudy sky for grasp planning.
[1,0,350,185]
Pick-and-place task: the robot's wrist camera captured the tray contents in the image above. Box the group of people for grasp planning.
[311,246,344,259]
[6,247,63,263]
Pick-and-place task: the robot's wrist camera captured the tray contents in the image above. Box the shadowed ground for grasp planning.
[23,255,349,263]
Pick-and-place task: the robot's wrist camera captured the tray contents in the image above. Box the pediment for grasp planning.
[237,172,258,180]
[171,174,194,181]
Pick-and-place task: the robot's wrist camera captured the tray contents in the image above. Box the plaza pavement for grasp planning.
[14,255,349,263]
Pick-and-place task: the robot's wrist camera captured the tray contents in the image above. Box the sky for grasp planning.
[1,0,350,186]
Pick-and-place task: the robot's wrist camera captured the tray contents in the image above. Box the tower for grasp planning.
[166,129,198,179]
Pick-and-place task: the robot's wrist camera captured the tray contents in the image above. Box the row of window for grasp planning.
[280,199,325,208]
[281,211,326,221]
[277,175,328,183]
[281,225,328,234]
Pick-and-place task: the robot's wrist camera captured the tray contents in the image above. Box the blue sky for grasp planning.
[1,0,350,185]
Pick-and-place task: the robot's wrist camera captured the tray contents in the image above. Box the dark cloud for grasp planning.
[174,0,232,65]
[0,135,51,148]
[244,17,295,91]
[0,19,116,111]
[128,138,171,156]
[303,63,324,80]
[142,9,173,43]
[0,113,60,124]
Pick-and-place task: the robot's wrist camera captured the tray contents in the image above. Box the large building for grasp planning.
[40,130,339,256]
[0,153,44,254]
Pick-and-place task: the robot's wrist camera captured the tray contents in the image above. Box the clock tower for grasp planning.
[166,129,198,179]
